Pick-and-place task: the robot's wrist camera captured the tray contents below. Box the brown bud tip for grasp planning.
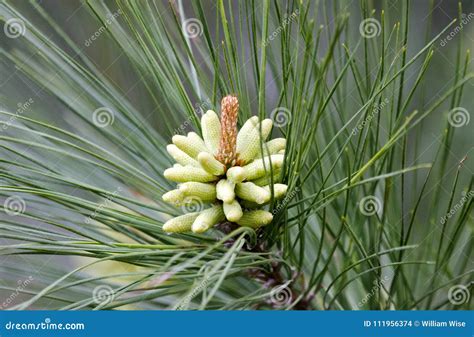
[217,95,239,166]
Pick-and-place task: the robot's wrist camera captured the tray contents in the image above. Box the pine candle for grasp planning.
[162,95,287,233]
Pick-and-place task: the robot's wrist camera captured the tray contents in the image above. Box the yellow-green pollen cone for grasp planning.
[162,95,288,233]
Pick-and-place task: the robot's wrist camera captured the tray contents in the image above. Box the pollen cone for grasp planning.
[216,95,239,166]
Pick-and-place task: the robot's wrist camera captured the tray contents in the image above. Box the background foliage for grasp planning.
[0,0,472,310]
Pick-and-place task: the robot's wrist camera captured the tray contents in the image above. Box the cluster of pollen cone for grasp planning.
[162,95,287,234]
